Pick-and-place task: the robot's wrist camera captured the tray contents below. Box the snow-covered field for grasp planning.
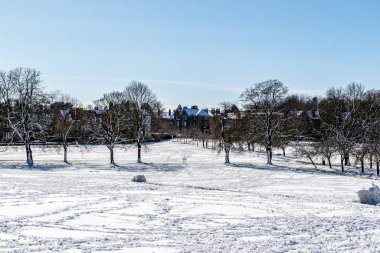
[0,140,380,252]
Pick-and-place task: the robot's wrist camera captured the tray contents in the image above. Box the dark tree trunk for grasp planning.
[247,142,251,151]
[370,154,373,169]
[108,147,115,164]
[377,161,380,176]
[63,143,68,164]
[327,157,332,169]
[25,142,33,168]
[137,142,142,163]
[225,148,230,164]
[308,155,317,168]
[344,153,350,166]
[282,147,286,157]
[322,159,326,166]
[266,147,272,165]
[361,158,364,174]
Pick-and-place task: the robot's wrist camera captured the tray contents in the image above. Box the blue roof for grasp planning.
[184,108,210,117]
[184,108,198,116]
[94,109,104,115]
[196,110,210,117]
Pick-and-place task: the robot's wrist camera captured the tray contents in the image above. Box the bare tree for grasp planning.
[158,119,178,140]
[86,91,131,165]
[198,129,211,148]
[366,89,380,175]
[0,81,10,147]
[123,81,161,163]
[210,102,243,163]
[0,68,52,168]
[296,142,319,168]
[320,83,371,172]
[241,80,288,165]
[353,144,370,174]
[315,135,336,168]
[273,134,291,157]
[51,94,82,163]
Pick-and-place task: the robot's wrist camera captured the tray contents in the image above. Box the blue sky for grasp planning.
[1,0,379,109]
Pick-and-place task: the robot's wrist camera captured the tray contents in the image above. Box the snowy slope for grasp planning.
[0,140,379,252]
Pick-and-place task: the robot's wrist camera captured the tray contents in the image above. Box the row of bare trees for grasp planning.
[172,80,380,174]
[1,68,380,173]
[314,84,380,173]
[179,80,289,166]
[88,82,162,164]
[0,67,162,167]
[0,68,51,167]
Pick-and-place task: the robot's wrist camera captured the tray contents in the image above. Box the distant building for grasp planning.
[161,109,174,122]
[173,105,212,131]
[307,110,321,120]
[286,109,321,120]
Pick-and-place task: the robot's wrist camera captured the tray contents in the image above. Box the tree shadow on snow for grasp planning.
[229,163,376,179]
[112,162,186,172]
[0,163,73,171]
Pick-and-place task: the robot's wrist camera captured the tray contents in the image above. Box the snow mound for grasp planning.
[357,183,380,205]
[132,175,146,183]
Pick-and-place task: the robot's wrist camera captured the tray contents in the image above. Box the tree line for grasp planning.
[1,67,380,174]
[167,80,380,175]
[0,67,162,167]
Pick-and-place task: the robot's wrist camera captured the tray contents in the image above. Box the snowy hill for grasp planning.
[0,140,379,252]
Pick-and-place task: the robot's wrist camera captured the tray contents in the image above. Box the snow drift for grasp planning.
[357,184,380,205]
[132,174,146,182]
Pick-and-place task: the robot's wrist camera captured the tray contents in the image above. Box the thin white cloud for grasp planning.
[144,79,244,92]
[288,87,326,96]
[45,75,244,92]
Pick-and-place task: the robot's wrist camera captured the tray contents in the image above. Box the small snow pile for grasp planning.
[357,183,380,205]
[132,175,146,183]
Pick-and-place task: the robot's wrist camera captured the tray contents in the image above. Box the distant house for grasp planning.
[161,109,174,123]
[286,109,321,121]
[307,110,321,120]
[0,119,11,142]
[58,108,85,121]
[342,112,350,121]
[173,105,212,131]
[288,110,304,118]
[0,103,10,141]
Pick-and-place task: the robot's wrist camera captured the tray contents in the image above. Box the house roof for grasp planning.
[226,113,237,119]
[95,109,104,115]
[195,110,210,117]
[288,110,303,117]
[307,110,320,120]
[184,108,210,117]
[184,108,199,116]
[343,112,350,121]
[59,109,71,118]
[162,111,174,119]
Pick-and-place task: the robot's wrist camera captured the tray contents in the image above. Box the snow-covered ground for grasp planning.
[0,140,379,252]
